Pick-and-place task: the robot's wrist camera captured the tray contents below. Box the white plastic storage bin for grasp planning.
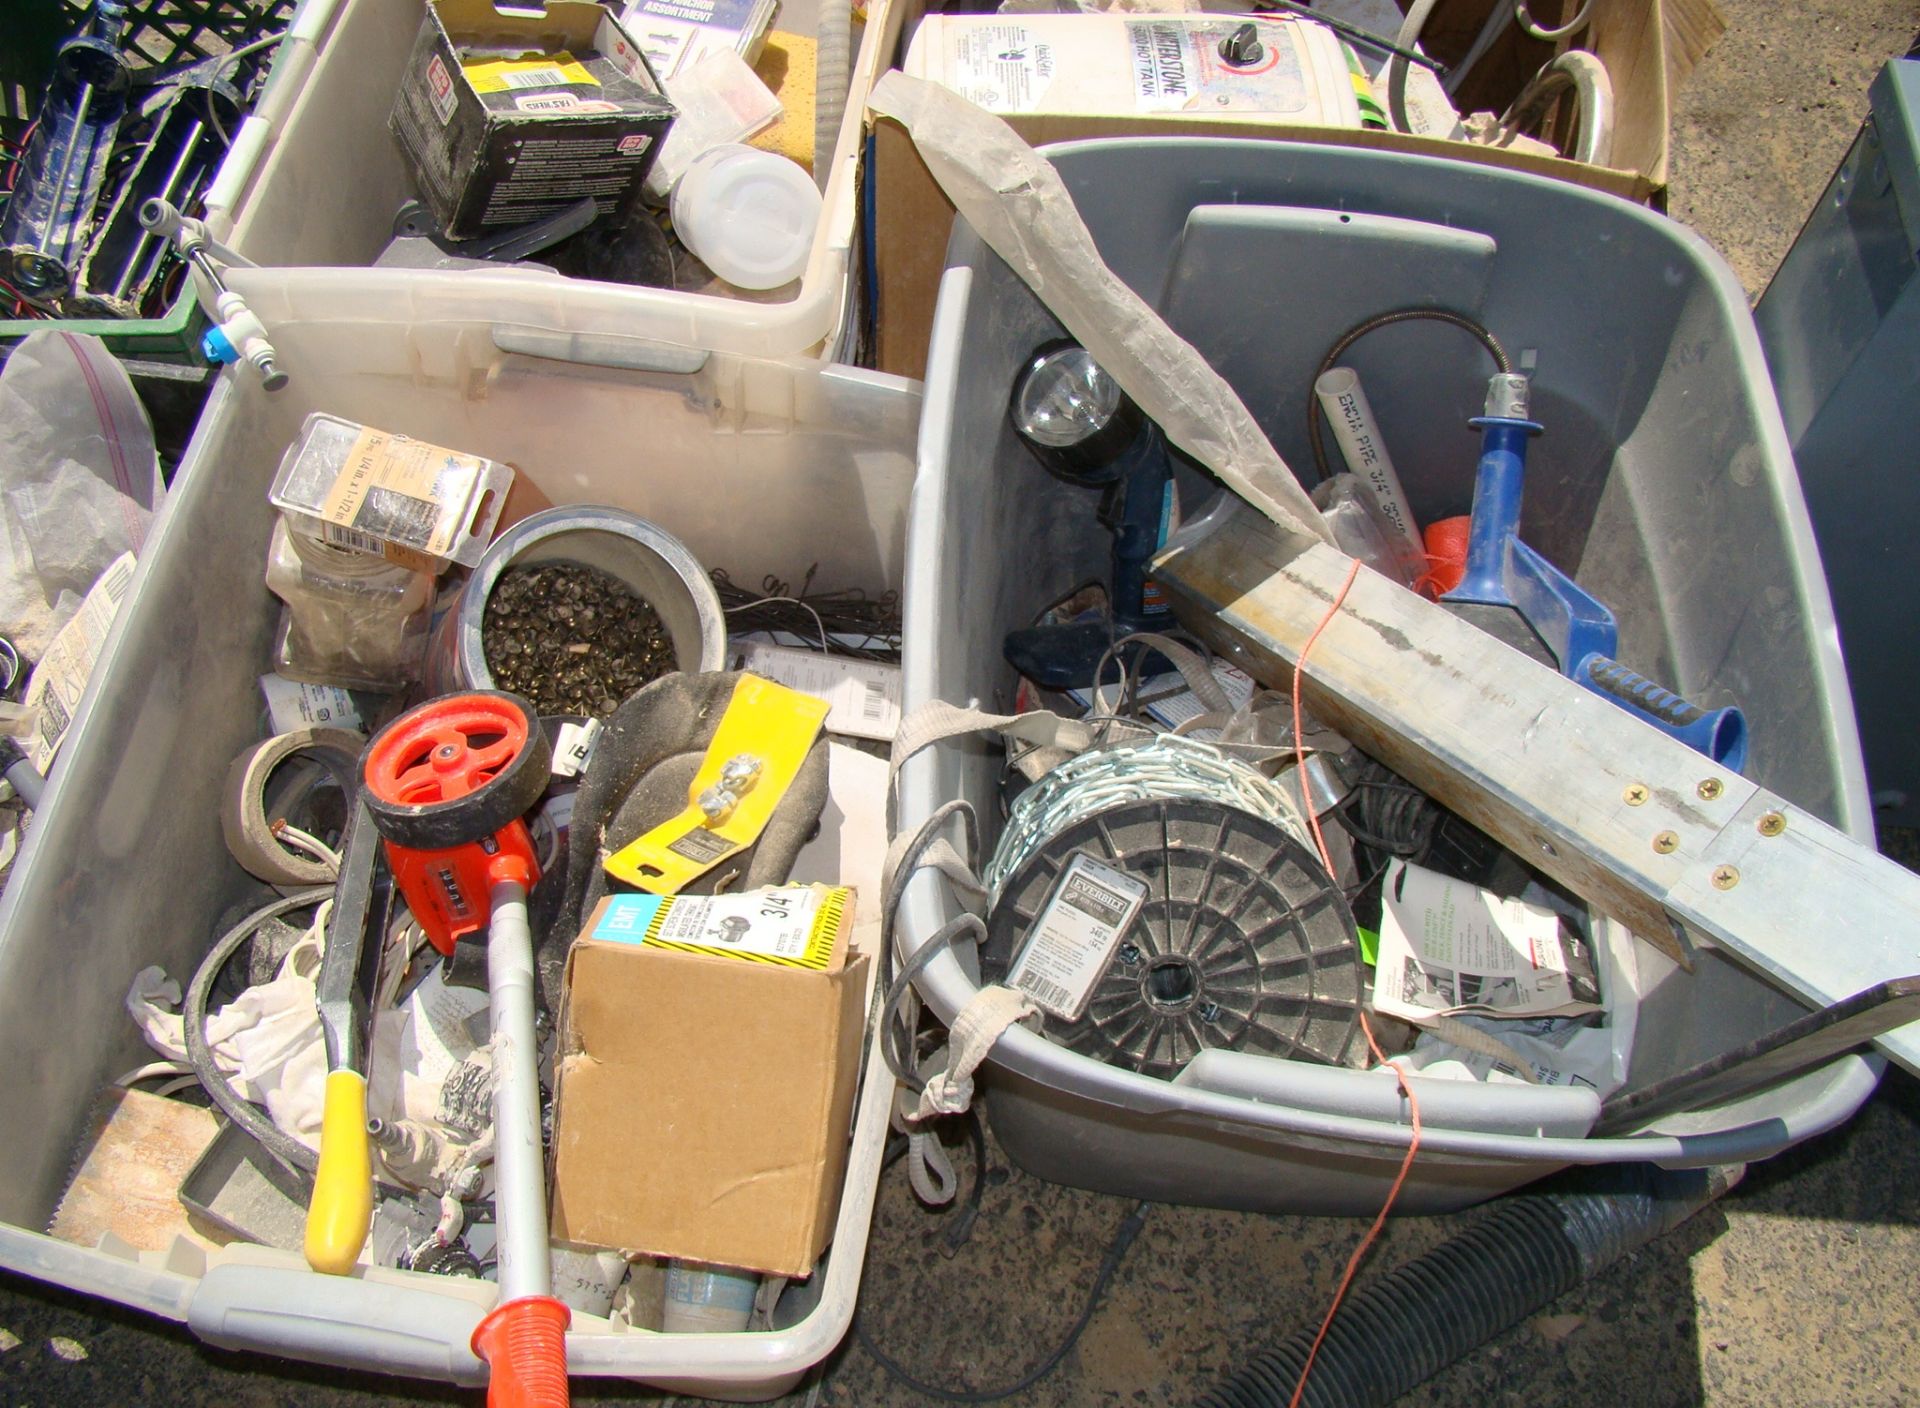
[207,0,904,365]
[896,137,1882,1218]
[0,323,917,1398]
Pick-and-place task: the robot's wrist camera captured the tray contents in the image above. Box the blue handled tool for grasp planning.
[1444,374,1749,771]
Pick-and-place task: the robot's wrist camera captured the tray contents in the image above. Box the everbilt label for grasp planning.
[1130,21,1191,102]
[1065,873,1130,926]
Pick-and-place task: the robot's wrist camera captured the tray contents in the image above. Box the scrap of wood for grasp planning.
[49,1087,219,1253]
[1155,509,1920,1076]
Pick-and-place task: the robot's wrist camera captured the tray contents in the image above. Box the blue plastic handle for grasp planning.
[1574,653,1750,771]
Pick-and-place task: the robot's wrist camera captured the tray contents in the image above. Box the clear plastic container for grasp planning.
[264,514,434,690]
[268,412,515,571]
[669,145,821,292]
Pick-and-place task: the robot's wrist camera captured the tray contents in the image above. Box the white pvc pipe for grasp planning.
[486,880,550,1305]
[1314,367,1427,582]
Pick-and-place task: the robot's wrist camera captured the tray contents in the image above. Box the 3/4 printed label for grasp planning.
[1006,853,1149,1020]
[592,885,850,969]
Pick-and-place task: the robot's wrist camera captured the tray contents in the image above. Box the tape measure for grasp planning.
[360,691,551,954]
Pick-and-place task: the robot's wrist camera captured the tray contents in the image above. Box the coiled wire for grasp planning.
[984,734,1309,904]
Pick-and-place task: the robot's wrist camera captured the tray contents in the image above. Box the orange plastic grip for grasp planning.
[473,1295,571,1408]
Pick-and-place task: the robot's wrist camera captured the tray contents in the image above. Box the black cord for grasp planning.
[855,1199,1152,1404]
[711,565,902,661]
[1331,759,1443,864]
[1305,308,1512,486]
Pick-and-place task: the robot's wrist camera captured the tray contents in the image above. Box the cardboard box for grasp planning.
[550,887,869,1277]
[869,0,1724,377]
[390,0,676,239]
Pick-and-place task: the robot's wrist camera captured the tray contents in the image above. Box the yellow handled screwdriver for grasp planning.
[304,798,393,1275]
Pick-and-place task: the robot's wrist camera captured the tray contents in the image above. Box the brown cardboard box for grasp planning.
[868,0,1723,377]
[549,889,869,1277]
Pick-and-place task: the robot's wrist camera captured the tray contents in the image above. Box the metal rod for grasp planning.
[38,81,95,258]
[111,117,202,300]
[486,879,552,1304]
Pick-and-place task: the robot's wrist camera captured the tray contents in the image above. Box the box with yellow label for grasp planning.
[549,886,868,1277]
[390,0,677,239]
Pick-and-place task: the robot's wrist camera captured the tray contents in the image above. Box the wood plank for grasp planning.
[1154,508,1920,1076]
[49,1087,219,1253]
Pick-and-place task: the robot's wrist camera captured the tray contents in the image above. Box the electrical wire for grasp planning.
[1294,559,1361,877]
[204,32,289,150]
[1445,0,1598,97]
[855,1199,1152,1404]
[711,566,902,661]
[1287,1012,1421,1408]
[1384,0,1444,136]
[1243,3,1445,74]
[183,888,332,1181]
[1514,0,1595,43]
[1305,308,1511,485]
[1285,557,1423,1408]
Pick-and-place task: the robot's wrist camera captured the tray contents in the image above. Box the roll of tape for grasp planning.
[221,727,365,885]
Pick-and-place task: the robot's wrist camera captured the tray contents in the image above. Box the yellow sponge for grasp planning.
[751,31,817,175]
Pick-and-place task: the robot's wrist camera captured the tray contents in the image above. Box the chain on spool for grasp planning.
[984,734,1364,1078]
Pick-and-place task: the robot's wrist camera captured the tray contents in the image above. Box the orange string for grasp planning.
[1287,555,1423,1408]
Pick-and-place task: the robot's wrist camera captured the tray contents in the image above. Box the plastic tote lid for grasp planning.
[670,144,822,291]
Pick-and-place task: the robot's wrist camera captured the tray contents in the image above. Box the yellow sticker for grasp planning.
[603,676,830,894]
[591,886,851,970]
[461,52,599,95]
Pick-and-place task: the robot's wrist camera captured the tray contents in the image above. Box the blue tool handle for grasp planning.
[1574,654,1750,772]
[1450,419,1536,603]
[1109,425,1174,630]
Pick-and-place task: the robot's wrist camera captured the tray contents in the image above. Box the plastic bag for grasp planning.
[1311,473,1419,588]
[0,331,160,658]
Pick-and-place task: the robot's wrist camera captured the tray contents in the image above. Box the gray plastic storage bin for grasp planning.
[0,322,915,1395]
[896,138,1880,1216]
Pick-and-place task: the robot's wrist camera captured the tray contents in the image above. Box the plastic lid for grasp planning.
[671,145,822,291]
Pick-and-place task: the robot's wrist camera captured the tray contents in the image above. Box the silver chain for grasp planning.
[984,733,1310,902]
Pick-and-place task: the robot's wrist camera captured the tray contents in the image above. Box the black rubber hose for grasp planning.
[185,888,333,1182]
[1196,1163,1741,1408]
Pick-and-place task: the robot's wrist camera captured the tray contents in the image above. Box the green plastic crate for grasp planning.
[0,0,298,362]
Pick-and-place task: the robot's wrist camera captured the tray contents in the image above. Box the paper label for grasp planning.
[319,428,484,563]
[514,92,622,114]
[619,0,767,79]
[540,788,578,834]
[734,641,902,741]
[946,24,1055,113]
[551,719,600,778]
[592,885,849,969]
[23,552,135,772]
[426,53,459,124]
[1006,854,1149,1020]
[462,53,599,94]
[259,674,363,733]
[1124,19,1307,115]
[1372,862,1603,1023]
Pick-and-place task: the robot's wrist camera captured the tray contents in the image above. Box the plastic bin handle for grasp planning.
[188,1263,489,1384]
